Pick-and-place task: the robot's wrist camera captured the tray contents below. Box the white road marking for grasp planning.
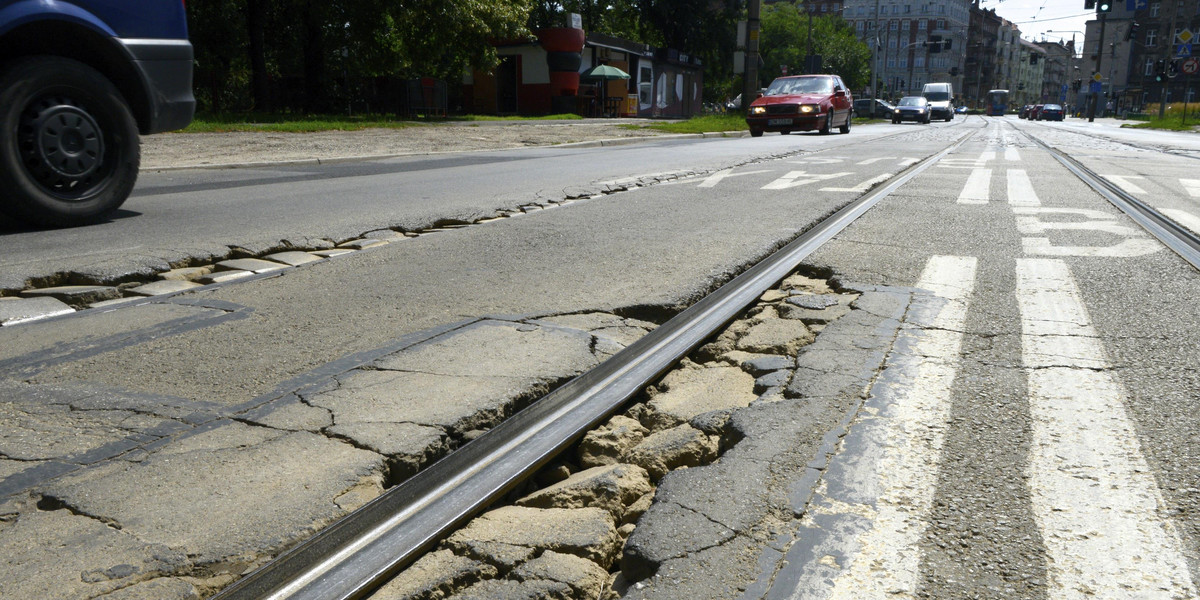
[1007,169,1040,206]
[762,171,852,190]
[1162,208,1200,237]
[1004,147,1020,161]
[1104,174,1148,195]
[817,255,977,599]
[957,168,992,204]
[1013,207,1142,237]
[1016,259,1198,600]
[697,168,772,188]
[979,150,997,162]
[1022,237,1162,257]
[1179,178,1200,197]
[787,157,848,165]
[821,173,894,193]
[856,157,895,165]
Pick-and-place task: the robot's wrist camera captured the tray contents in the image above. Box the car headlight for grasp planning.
[750,106,766,115]
[894,109,901,114]
[799,104,821,114]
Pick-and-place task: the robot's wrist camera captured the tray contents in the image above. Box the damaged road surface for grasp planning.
[5,117,1200,600]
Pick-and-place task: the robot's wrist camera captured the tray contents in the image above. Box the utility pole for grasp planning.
[870,0,882,99]
[1089,11,1107,122]
[741,0,761,110]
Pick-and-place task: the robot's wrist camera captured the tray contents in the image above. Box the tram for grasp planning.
[985,89,1009,116]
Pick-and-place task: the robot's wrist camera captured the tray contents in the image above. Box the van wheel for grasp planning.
[0,56,139,227]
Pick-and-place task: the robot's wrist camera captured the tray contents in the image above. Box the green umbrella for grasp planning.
[581,64,630,80]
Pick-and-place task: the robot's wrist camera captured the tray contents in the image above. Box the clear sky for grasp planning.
[980,0,1094,45]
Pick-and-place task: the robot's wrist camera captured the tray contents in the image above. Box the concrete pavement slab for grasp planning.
[19,285,121,307]
[39,421,385,566]
[0,296,73,326]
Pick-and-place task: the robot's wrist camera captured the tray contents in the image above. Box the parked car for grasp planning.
[853,98,895,119]
[1019,104,1033,119]
[1038,103,1065,121]
[891,96,932,124]
[746,74,854,137]
[955,105,967,114]
[1028,104,1045,120]
[0,0,195,227]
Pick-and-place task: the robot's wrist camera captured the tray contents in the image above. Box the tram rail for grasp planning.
[211,132,972,600]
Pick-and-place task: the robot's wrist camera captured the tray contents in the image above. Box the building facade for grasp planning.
[842,0,971,99]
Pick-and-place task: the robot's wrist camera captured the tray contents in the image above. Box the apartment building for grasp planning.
[841,0,971,98]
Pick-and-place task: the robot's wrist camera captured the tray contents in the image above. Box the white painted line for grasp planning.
[1162,208,1200,237]
[957,168,992,204]
[1104,174,1148,195]
[1016,258,1198,600]
[1180,179,1200,197]
[1022,237,1162,257]
[1007,169,1041,206]
[697,168,771,188]
[820,172,894,193]
[979,150,997,162]
[856,157,895,165]
[1004,147,1020,161]
[762,171,852,190]
[821,255,977,598]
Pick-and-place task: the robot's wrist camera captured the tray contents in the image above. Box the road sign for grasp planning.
[1178,29,1194,44]
[1093,72,1103,81]
[1184,57,1200,75]
[1090,81,1103,94]
[1127,0,1148,9]
[1178,43,1193,58]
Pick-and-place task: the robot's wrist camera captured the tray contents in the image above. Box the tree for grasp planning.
[759,3,870,89]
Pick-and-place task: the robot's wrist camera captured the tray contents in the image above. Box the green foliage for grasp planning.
[758,3,871,90]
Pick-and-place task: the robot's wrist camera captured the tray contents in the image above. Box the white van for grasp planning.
[922,82,954,121]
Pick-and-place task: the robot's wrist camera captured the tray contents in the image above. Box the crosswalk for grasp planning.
[787,254,1199,600]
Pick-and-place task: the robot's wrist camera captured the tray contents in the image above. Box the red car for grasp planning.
[746,74,854,137]
[1028,104,1045,120]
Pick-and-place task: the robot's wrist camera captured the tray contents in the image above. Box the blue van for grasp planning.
[0,0,194,226]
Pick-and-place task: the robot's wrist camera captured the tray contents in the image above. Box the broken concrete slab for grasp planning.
[0,495,193,599]
[39,421,385,566]
[370,549,497,600]
[627,424,719,480]
[214,258,287,274]
[325,421,450,479]
[578,415,648,468]
[19,285,121,307]
[449,577,572,600]
[127,280,204,297]
[735,316,814,355]
[443,506,621,568]
[263,251,325,266]
[511,550,610,598]
[515,463,652,521]
[643,365,756,430]
[0,296,74,326]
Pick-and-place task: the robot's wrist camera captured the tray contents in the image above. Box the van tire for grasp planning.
[0,56,140,227]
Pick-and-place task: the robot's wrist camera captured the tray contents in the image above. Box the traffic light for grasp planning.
[1098,0,1112,12]
[1084,0,1095,9]
[1169,59,1180,78]
[1155,59,1167,82]
[1128,21,1140,41]
[928,35,942,53]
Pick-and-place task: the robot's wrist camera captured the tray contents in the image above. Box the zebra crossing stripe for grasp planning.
[1016,258,1198,599]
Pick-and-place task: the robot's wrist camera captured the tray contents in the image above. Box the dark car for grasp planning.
[746,74,854,137]
[891,96,932,124]
[1028,104,1045,120]
[1019,104,1033,119]
[854,98,895,119]
[0,0,195,226]
[1038,103,1065,121]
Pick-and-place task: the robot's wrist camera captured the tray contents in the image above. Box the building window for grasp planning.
[916,56,926,68]
[904,4,911,13]
[856,20,865,32]
[1147,28,1157,46]
[891,20,899,30]
[1151,1,1160,16]
[888,58,897,68]
[900,58,908,68]
[918,19,927,30]
[936,19,946,30]
[902,20,911,31]
[1145,58,1155,75]
[889,38,898,48]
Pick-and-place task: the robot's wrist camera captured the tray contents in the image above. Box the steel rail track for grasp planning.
[212,132,972,600]
[1016,124,1200,270]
